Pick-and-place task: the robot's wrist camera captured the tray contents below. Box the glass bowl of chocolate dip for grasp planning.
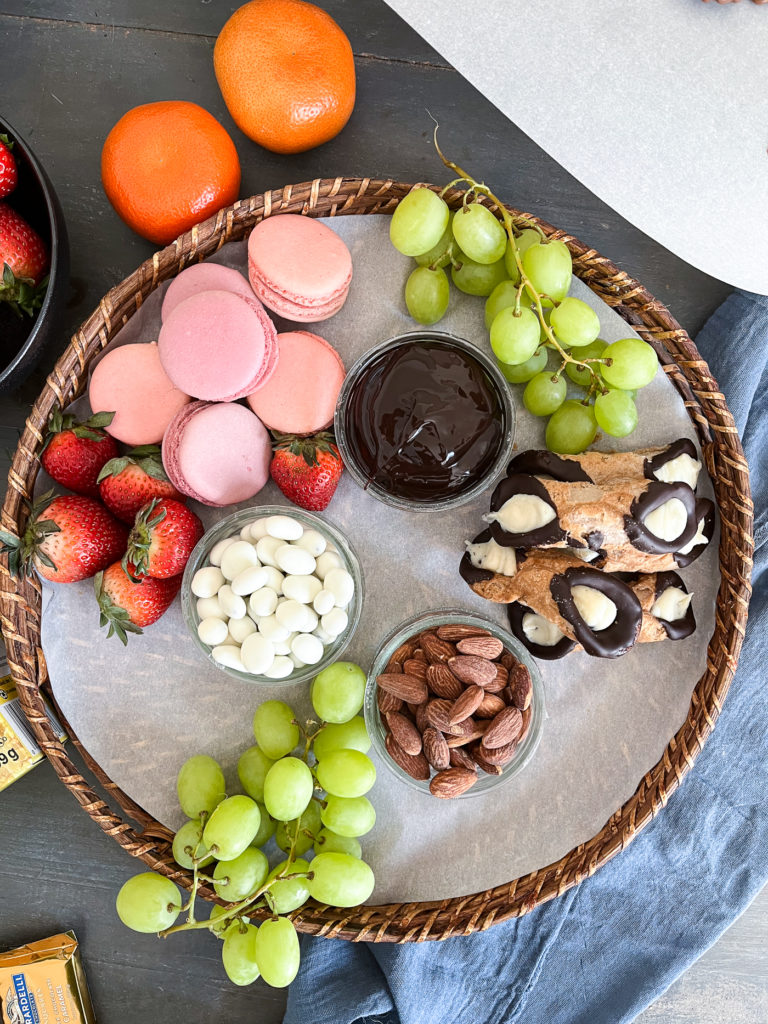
[335,331,515,511]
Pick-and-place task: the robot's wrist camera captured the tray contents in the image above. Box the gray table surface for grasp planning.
[0,3,760,1022]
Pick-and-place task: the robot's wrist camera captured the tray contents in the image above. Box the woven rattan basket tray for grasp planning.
[0,178,754,942]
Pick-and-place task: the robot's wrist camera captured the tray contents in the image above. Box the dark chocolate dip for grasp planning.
[342,338,506,503]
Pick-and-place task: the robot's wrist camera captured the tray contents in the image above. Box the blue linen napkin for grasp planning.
[284,290,768,1024]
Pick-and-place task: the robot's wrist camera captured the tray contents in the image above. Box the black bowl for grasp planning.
[0,115,69,393]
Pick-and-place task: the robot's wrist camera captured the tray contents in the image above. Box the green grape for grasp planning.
[222,924,261,987]
[490,307,540,365]
[320,795,376,837]
[263,757,314,822]
[252,701,299,760]
[523,372,567,416]
[484,279,520,330]
[313,828,362,859]
[307,853,375,908]
[176,754,226,819]
[116,872,181,933]
[209,904,243,939]
[404,266,450,325]
[504,228,541,283]
[594,389,638,437]
[250,803,276,848]
[600,338,658,390]
[451,251,508,296]
[203,795,261,861]
[316,749,376,798]
[414,216,454,268]
[266,858,311,914]
[545,400,598,455]
[498,347,548,383]
[550,297,600,348]
[565,339,607,387]
[311,662,366,724]
[522,240,572,303]
[213,846,269,901]
[452,203,506,264]
[237,745,275,802]
[275,798,323,855]
[502,240,521,285]
[172,819,214,870]
[253,917,300,988]
[390,187,450,257]
[312,717,371,761]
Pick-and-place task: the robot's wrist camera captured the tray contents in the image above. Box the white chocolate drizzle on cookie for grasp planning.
[677,517,708,555]
[653,452,701,490]
[484,494,556,534]
[651,586,693,622]
[522,612,565,647]
[571,585,618,631]
[465,538,518,577]
[643,497,689,543]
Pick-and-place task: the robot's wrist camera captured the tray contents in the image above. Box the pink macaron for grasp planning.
[158,289,278,402]
[247,214,352,323]
[161,262,265,322]
[89,342,191,446]
[162,401,271,507]
[246,331,345,435]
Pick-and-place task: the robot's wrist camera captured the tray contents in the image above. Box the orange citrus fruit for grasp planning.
[214,0,356,155]
[101,101,241,246]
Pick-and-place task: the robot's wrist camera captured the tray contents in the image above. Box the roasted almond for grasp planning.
[386,711,423,755]
[390,640,416,666]
[385,659,403,675]
[449,747,477,771]
[377,688,402,714]
[403,658,428,681]
[422,726,450,770]
[483,662,508,693]
[445,719,489,747]
[448,655,497,687]
[478,740,517,766]
[483,706,523,749]
[385,733,430,781]
[508,664,532,710]
[475,692,506,719]
[415,702,430,733]
[420,634,457,664]
[456,635,504,659]
[425,698,464,734]
[448,684,485,725]
[426,663,464,700]
[429,767,478,798]
[377,672,428,704]
[519,705,532,744]
[470,745,503,776]
[412,647,427,663]
[436,624,491,642]
[501,651,518,671]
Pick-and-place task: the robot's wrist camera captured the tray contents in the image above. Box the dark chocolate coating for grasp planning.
[506,449,593,483]
[507,601,577,660]
[651,570,697,641]
[341,338,506,504]
[487,474,567,549]
[644,438,699,486]
[550,566,642,658]
[674,498,716,569]
[566,532,607,567]
[624,481,699,554]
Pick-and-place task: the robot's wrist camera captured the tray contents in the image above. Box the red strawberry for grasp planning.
[124,498,203,579]
[98,445,182,523]
[95,561,181,643]
[0,492,128,583]
[0,135,17,199]
[41,409,119,496]
[0,203,49,317]
[270,432,343,511]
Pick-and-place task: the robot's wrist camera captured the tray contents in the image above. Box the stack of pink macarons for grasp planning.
[88,217,353,508]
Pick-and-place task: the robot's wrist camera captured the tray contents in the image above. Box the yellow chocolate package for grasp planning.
[0,931,95,1024]
[0,663,67,793]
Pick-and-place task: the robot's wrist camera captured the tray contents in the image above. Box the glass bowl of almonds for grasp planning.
[363,610,544,798]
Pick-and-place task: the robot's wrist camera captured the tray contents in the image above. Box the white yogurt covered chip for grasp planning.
[465,538,517,576]
[484,494,556,534]
[571,585,617,631]
[220,541,261,581]
[265,515,304,541]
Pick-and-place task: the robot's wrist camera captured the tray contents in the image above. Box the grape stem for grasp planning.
[432,128,609,392]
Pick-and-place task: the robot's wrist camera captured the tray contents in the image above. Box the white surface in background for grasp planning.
[40,217,718,902]
[385,0,768,294]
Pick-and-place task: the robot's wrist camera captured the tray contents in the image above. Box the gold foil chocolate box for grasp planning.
[0,931,95,1024]
[0,659,66,793]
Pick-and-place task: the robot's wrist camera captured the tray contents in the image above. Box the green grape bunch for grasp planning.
[115,661,376,989]
[389,135,660,455]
